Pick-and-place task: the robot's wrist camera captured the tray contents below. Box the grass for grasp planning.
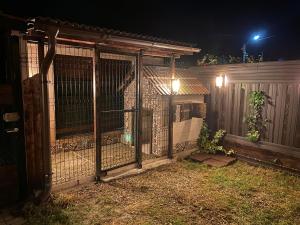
[23,160,300,225]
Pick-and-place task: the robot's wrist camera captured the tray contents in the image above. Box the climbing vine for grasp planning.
[246,90,267,142]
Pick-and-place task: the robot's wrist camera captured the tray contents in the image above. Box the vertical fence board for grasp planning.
[266,84,277,143]
[295,84,300,147]
[224,85,231,132]
[289,85,300,146]
[273,84,287,144]
[260,83,269,141]
[232,83,241,135]
[216,87,222,129]
[242,83,250,136]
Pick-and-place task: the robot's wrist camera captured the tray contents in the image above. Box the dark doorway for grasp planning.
[54,54,94,138]
[0,32,26,206]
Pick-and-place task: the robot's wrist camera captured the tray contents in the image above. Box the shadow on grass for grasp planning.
[23,194,74,225]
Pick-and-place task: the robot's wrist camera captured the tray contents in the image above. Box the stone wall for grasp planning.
[124,78,169,156]
[51,130,122,153]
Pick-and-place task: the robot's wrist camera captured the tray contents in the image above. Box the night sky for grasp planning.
[1,0,300,64]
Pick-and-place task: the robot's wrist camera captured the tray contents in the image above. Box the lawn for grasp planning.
[23,160,300,225]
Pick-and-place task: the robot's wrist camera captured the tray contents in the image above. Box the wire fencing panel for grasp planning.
[40,44,96,186]
[51,51,95,185]
[99,54,137,170]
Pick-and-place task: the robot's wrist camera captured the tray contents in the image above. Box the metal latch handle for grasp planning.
[5,128,19,133]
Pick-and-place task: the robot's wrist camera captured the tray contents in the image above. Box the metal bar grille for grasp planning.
[99,55,137,170]
[47,45,96,186]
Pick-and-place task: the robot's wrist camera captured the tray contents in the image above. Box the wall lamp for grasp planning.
[216,74,228,88]
[171,78,180,94]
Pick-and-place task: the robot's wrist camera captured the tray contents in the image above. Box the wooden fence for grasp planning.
[189,60,300,150]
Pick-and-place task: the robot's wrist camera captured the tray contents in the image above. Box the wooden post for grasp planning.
[168,55,175,159]
[135,50,143,168]
[39,28,58,200]
[94,47,102,180]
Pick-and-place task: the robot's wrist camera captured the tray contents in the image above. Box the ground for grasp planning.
[23,160,300,225]
[52,143,158,185]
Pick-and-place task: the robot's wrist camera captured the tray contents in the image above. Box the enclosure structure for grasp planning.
[21,17,201,191]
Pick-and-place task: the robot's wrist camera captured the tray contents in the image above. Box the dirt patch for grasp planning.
[24,160,300,225]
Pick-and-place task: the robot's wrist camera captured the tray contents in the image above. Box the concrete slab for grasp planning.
[101,158,172,182]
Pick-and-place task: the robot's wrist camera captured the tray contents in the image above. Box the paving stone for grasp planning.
[211,155,237,164]
[203,158,229,167]
[190,153,212,162]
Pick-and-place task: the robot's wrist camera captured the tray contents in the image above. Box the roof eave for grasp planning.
[28,17,200,56]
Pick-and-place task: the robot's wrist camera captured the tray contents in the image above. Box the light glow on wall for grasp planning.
[216,74,228,88]
[224,75,228,86]
[172,79,180,94]
[216,76,223,88]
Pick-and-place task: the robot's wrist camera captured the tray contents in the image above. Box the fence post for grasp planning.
[39,28,58,200]
[94,47,102,180]
[135,50,143,168]
[168,55,175,159]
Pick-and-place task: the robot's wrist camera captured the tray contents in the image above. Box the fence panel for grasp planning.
[190,60,300,149]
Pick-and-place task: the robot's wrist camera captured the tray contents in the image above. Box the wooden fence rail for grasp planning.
[189,60,300,149]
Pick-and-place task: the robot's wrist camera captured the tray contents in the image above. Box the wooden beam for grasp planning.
[168,55,176,158]
[38,27,58,200]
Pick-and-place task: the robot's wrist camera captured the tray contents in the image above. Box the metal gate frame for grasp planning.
[94,48,143,178]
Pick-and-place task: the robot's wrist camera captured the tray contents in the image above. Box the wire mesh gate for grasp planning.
[98,52,137,171]
[47,45,139,185]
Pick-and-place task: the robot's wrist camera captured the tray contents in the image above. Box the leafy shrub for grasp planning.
[197,122,233,155]
[246,130,260,142]
[198,122,210,148]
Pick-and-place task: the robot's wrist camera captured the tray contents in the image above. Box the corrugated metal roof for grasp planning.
[30,17,196,48]
[143,66,209,95]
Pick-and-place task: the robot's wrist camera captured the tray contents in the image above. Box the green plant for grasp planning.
[246,130,260,142]
[198,122,210,148]
[197,53,263,66]
[246,91,267,142]
[197,122,233,155]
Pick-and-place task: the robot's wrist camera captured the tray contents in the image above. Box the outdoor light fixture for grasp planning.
[172,78,180,94]
[242,32,274,63]
[216,74,228,88]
